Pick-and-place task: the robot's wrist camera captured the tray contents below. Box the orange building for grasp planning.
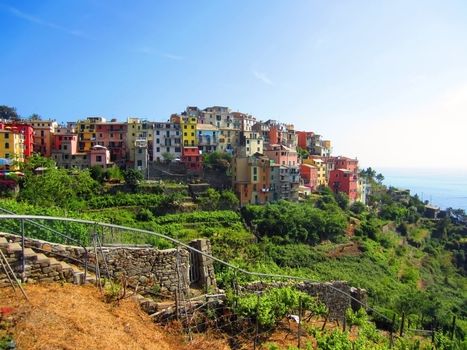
[233,154,272,206]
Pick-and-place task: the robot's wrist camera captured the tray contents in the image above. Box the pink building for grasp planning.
[95,121,127,163]
[90,145,111,168]
[300,163,318,189]
[263,144,298,167]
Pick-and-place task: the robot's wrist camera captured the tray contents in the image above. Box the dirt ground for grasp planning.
[0,283,230,350]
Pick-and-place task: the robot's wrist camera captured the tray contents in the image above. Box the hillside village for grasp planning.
[0,105,368,206]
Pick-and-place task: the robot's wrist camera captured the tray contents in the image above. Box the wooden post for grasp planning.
[399,312,405,337]
[254,293,260,350]
[298,296,302,349]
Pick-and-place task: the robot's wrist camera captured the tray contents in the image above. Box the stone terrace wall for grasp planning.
[242,280,367,321]
[0,232,191,296]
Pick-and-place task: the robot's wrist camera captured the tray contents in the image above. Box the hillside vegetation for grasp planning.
[0,163,465,348]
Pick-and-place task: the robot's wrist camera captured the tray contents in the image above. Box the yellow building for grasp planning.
[181,116,197,147]
[303,158,327,186]
[126,117,154,162]
[76,116,105,152]
[0,129,24,169]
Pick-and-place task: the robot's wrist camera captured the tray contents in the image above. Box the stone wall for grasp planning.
[0,232,192,296]
[242,280,367,321]
[188,239,217,291]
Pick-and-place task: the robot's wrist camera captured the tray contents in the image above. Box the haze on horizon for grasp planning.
[1,0,466,170]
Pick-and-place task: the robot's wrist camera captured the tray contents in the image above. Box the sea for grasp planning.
[379,168,467,212]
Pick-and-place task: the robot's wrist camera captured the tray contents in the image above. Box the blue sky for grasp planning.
[1,1,467,170]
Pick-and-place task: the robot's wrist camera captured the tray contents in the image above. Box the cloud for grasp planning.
[7,6,87,38]
[252,69,274,86]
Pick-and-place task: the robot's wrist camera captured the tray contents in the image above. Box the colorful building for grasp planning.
[197,123,219,154]
[329,168,358,202]
[95,120,127,163]
[300,163,318,189]
[0,125,25,168]
[233,153,272,206]
[331,156,359,174]
[237,131,263,157]
[153,121,182,162]
[303,157,327,186]
[181,146,202,172]
[89,145,111,168]
[263,144,298,167]
[269,164,300,201]
[181,116,198,147]
[5,122,34,158]
[296,131,314,150]
[30,119,58,157]
[76,116,105,152]
[127,117,154,162]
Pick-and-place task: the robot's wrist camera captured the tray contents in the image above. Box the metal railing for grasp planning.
[0,213,389,323]
[0,209,89,281]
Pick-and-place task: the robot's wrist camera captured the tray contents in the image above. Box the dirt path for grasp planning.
[0,283,185,350]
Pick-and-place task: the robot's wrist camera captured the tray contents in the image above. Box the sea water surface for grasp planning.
[379,168,467,211]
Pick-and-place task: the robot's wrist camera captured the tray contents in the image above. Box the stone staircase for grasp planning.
[0,236,96,288]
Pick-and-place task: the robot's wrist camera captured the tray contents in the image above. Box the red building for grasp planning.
[300,163,318,189]
[296,131,314,150]
[95,121,127,163]
[329,168,358,201]
[182,147,202,172]
[4,122,34,158]
[331,156,358,174]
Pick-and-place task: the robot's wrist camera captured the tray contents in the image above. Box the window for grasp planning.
[166,147,170,152]
[156,147,160,152]
[4,143,9,149]
[138,148,142,154]
[156,131,160,135]
[4,153,9,159]
[96,155,102,162]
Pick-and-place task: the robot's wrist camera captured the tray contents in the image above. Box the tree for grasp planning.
[0,105,19,120]
[29,113,42,121]
[124,168,143,191]
[219,190,239,210]
[105,165,123,183]
[161,152,175,163]
[90,165,105,183]
[334,191,349,210]
[350,201,366,215]
[376,173,385,184]
[202,151,232,172]
[198,188,221,210]
[296,147,309,160]
[18,168,98,209]
[17,154,56,175]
